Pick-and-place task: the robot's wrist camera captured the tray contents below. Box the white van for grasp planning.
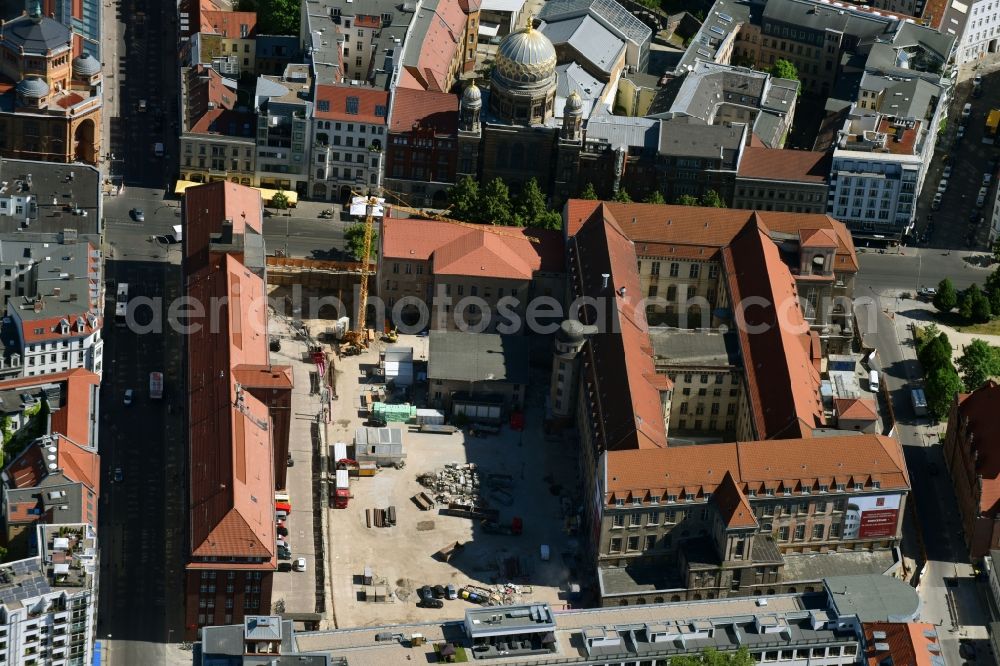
[869,370,880,392]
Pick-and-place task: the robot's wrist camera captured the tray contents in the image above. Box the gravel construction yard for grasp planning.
[322,331,583,628]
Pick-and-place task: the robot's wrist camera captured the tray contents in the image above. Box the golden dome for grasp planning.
[493,19,557,89]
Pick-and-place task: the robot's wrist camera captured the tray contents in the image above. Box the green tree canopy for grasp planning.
[957,339,1000,392]
[344,223,377,260]
[448,175,481,222]
[612,188,633,203]
[515,178,560,229]
[959,284,985,321]
[270,190,289,210]
[933,278,957,313]
[240,0,300,34]
[671,648,756,666]
[480,178,514,226]
[700,190,727,208]
[675,194,699,206]
[973,289,994,323]
[924,365,963,420]
[580,182,599,200]
[918,332,952,372]
[768,59,801,96]
[644,190,666,204]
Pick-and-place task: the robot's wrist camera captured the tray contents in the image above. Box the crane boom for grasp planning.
[354,198,377,343]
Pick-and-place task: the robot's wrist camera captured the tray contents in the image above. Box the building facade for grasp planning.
[310,85,388,201]
[734,147,831,214]
[254,66,313,194]
[385,88,459,208]
[0,10,103,165]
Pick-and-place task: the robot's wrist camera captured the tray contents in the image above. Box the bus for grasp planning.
[115,283,129,326]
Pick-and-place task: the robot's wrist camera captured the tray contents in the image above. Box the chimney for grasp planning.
[52,287,61,297]
[601,273,610,289]
[33,297,43,313]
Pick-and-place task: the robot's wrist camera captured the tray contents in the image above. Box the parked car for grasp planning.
[975,74,983,87]
[931,193,943,210]
[984,173,993,186]
[963,102,973,119]
[958,126,967,140]
[278,550,291,561]
[131,208,145,222]
[432,585,446,599]
[937,179,949,193]
[446,584,458,600]
[943,165,953,179]
[293,557,307,572]
[419,585,433,601]
[918,287,937,298]
[113,466,123,483]
[123,389,134,406]
[418,597,444,609]
[277,526,289,537]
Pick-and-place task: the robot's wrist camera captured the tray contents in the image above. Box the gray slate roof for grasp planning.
[540,15,624,77]
[0,14,71,54]
[585,112,659,152]
[427,331,529,384]
[658,117,745,165]
[648,328,741,367]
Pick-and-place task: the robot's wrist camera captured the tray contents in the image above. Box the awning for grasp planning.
[172,180,299,206]
[478,21,501,37]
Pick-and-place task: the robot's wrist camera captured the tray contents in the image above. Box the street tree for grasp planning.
[480,178,514,226]
[700,189,727,208]
[957,339,1000,391]
[516,178,560,229]
[924,365,963,420]
[580,182,599,200]
[344,223,377,260]
[612,188,633,203]
[972,288,994,323]
[644,190,666,204]
[448,176,481,222]
[917,332,952,372]
[270,190,289,211]
[933,278,957,313]
[959,284,984,321]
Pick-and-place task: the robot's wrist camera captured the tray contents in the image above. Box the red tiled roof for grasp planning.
[950,381,1000,515]
[201,10,257,37]
[800,228,839,248]
[604,434,909,500]
[737,146,831,183]
[183,181,263,273]
[564,200,859,273]
[388,87,458,135]
[569,204,668,451]
[185,65,238,133]
[714,471,758,529]
[397,0,466,92]
[314,85,388,124]
[232,365,294,388]
[723,217,824,439]
[864,623,939,666]
[835,397,877,421]
[381,217,564,278]
[20,312,101,344]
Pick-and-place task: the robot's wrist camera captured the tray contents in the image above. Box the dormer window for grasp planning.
[650,495,660,505]
[685,493,695,502]
[615,498,624,507]
[853,483,863,491]
[631,497,642,506]
[666,494,677,503]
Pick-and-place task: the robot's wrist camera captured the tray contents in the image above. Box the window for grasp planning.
[779,526,790,541]
[798,502,809,514]
[647,511,659,525]
[830,522,842,538]
[815,501,827,513]
[645,535,657,551]
[708,264,719,279]
[630,513,641,526]
[669,262,680,277]
[609,537,622,553]
[612,514,624,527]
[627,535,640,551]
[812,524,825,540]
[690,263,701,278]
[651,261,661,275]
[794,525,806,540]
[346,96,360,114]
[318,100,330,112]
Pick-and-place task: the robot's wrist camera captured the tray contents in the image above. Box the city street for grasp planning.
[915,63,1000,250]
[858,248,995,293]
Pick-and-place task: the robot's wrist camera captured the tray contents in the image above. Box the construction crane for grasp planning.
[344,189,539,351]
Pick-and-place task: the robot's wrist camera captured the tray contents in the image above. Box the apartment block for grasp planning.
[377,217,564,333]
[254,66,313,195]
[385,88,459,208]
[0,523,98,666]
[182,182,293,638]
[734,147,831,214]
[310,85,388,201]
[179,65,257,187]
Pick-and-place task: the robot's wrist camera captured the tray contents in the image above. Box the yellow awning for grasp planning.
[172,180,299,206]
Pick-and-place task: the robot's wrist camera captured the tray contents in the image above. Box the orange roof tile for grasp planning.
[722,217,824,439]
[201,10,257,37]
[569,205,668,451]
[381,217,563,278]
[877,117,919,155]
[800,228,839,248]
[184,181,263,273]
[605,434,909,500]
[314,85,388,124]
[397,0,466,92]
[864,623,939,666]
[564,200,859,273]
[737,146,831,183]
[714,471,758,529]
[388,87,458,135]
[835,397,878,421]
[232,365,294,388]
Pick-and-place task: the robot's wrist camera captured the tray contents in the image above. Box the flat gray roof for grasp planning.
[541,15,624,77]
[427,331,529,385]
[0,160,101,236]
[824,573,919,622]
[649,327,741,368]
[658,117,745,165]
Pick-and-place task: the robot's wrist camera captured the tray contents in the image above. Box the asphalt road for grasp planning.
[915,69,1000,251]
[857,248,995,294]
[859,281,989,665]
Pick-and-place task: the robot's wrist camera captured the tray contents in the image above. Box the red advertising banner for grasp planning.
[858,508,899,538]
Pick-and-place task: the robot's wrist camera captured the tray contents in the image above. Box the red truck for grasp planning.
[333,469,350,508]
